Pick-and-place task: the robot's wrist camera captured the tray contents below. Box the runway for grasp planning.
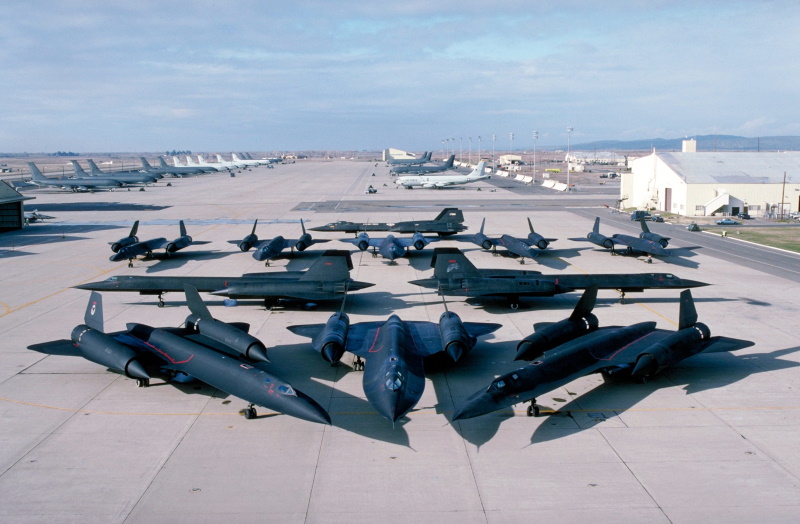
[1,160,799,522]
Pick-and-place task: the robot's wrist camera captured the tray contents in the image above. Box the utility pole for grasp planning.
[566,127,573,192]
[532,130,538,182]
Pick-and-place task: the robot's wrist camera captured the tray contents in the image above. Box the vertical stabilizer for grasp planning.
[179,220,187,237]
[480,218,486,235]
[84,291,104,332]
[678,289,698,330]
[431,248,481,279]
[28,162,46,180]
[300,251,352,281]
[568,285,598,320]
[129,220,139,238]
[640,219,651,234]
[593,217,601,234]
[184,285,212,320]
[158,157,170,168]
[72,161,90,176]
[527,217,534,233]
[86,159,103,175]
[140,157,153,169]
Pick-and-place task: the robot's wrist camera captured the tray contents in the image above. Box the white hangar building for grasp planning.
[624,150,800,218]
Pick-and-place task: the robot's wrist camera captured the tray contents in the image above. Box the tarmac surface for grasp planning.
[2,160,799,522]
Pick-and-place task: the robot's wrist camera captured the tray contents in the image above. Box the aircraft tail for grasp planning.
[640,219,651,233]
[27,162,47,180]
[71,160,90,177]
[426,152,432,161]
[444,155,455,168]
[568,285,597,320]
[527,217,534,233]
[129,220,139,238]
[468,161,487,179]
[184,285,212,320]
[84,291,104,332]
[232,153,241,162]
[140,157,153,169]
[300,250,353,281]
[158,157,170,168]
[250,219,258,235]
[593,217,601,234]
[85,159,103,175]
[678,289,698,330]
[216,154,224,163]
[479,217,486,235]
[434,207,464,223]
[179,220,187,237]
[300,218,306,235]
[172,156,182,167]
[431,248,481,279]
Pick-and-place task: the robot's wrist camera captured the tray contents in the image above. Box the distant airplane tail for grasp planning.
[592,217,601,234]
[425,152,432,161]
[184,285,212,320]
[179,220,187,238]
[232,153,242,162]
[479,217,486,235]
[468,161,487,179]
[443,155,455,168]
[300,250,353,281]
[640,219,651,234]
[87,158,103,176]
[84,291,105,332]
[72,160,91,177]
[27,162,47,180]
[430,248,481,279]
[172,156,183,167]
[434,207,464,223]
[140,157,154,169]
[158,157,170,168]
[216,154,225,163]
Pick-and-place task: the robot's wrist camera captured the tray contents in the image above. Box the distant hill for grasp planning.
[568,135,800,152]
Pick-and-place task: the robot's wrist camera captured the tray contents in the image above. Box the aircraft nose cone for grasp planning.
[247,344,270,364]
[679,279,709,288]
[452,392,498,421]
[273,389,331,425]
[373,389,415,423]
[407,278,437,289]
[347,280,375,292]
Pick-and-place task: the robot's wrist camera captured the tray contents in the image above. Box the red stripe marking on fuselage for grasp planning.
[598,331,658,361]
[142,340,194,364]
[368,326,382,352]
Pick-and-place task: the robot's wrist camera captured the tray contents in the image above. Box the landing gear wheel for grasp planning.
[619,292,627,305]
[136,378,149,388]
[157,295,165,308]
[243,404,257,419]
[526,402,539,417]
[128,260,134,268]
[353,356,364,371]
[509,303,519,310]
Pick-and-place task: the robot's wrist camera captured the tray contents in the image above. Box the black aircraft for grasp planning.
[109,220,211,267]
[77,250,374,308]
[343,231,439,263]
[28,288,331,424]
[471,217,557,263]
[390,154,455,175]
[310,208,467,237]
[409,248,708,308]
[287,301,500,423]
[575,217,670,257]
[229,219,329,265]
[638,219,670,247]
[452,287,754,420]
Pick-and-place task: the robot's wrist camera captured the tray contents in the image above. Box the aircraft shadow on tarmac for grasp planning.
[140,250,237,273]
[0,249,36,258]
[26,202,170,213]
[269,342,412,447]
[462,294,735,313]
[521,346,800,445]
[582,245,702,270]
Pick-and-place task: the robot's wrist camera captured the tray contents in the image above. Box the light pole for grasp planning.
[509,133,514,171]
[532,130,538,182]
[492,134,496,172]
[477,136,482,163]
[459,137,463,164]
[450,138,455,158]
[468,137,472,165]
[566,127,573,192]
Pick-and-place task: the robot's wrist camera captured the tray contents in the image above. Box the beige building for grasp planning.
[624,151,800,218]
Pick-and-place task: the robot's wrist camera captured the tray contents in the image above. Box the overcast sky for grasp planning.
[2,1,798,152]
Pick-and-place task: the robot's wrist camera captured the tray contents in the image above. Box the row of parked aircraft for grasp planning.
[22,153,279,192]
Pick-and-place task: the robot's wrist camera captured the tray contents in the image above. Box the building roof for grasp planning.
[657,152,800,184]
[0,180,33,204]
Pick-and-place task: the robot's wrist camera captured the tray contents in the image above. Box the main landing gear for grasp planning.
[353,356,364,371]
[136,378,150,388]
[156,293,166,308]
[241,403,257,419]
[526,399,540,417]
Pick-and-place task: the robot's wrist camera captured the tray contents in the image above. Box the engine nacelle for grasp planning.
[481,239,492,250]
[536,239,548,250]
[414,240,425,250]
[296,233,312,251]
[515,314,599,361]
[313,312,350,363]
[632,323,711,377]
[357,241,369,251]
[239,233,258,252]
[165,242,178,253]
[185,314,269,363]
[70,326,149,380]
[438,311,475,362]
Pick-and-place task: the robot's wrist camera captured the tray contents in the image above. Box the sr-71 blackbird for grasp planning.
[109,220,211,267]
[310,207,467,237]
[409,248,708,308]
[471,217,556,263]
[288,300,500,423]
[343,231,439,263]
[230,219,329,265]
[453,286,754,420]
[28,287,331,424]
[574,217,671,257]
[76,250,374,308]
